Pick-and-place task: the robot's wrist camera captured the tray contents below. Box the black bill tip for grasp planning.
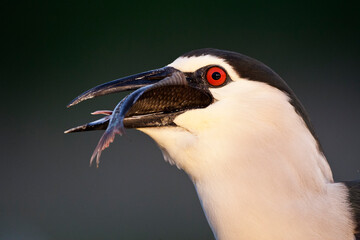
[66,67,176,108]
[64,116,110,133]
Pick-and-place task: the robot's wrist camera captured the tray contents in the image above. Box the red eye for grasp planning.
[206,67,227,86]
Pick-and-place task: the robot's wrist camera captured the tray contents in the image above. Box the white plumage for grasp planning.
[140,55,355,240]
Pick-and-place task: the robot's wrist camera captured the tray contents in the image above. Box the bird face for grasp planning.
[66,48,324,177]
[66,50,238,166]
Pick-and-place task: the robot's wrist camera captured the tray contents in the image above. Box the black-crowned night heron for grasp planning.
[66,48,360,240]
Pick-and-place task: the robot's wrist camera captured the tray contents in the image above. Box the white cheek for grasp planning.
[173,80,269,132]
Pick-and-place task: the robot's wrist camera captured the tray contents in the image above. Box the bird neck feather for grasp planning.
[139,80,354,240]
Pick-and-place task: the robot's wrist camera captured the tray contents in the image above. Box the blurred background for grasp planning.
[1,1,359,239]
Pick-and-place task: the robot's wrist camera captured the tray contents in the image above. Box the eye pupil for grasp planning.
[212,72,221,80]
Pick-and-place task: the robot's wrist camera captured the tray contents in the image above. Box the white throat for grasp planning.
[139,79,354,240]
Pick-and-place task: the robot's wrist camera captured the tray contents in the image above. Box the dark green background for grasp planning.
[1,1,359,239]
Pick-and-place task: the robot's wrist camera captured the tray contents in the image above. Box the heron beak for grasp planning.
[67,67,177,108]
[65,66,213,166]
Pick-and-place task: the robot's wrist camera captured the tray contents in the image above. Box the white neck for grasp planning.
[139,80,354,240]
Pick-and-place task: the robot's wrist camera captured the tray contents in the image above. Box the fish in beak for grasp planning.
[65,66,213,166]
